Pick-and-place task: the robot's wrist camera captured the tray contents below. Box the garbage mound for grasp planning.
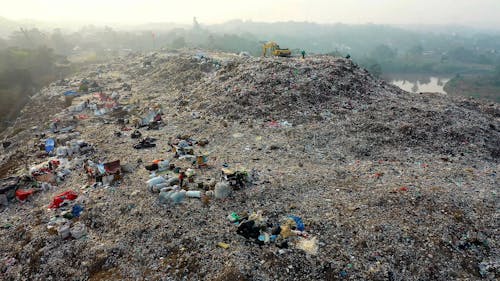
[0,50,498,281]
[183,55,499,160]
[152,53,220,88]
[191,56,394,123]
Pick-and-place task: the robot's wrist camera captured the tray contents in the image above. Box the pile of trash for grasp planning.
[0,176,47,206]
[46,190,87,240]
[84,160,122,187]
[189,55,393,123]
[134,109,163,130]
[180,54,500,160]
[0,50,498,281]
[232,211,319,255]
[1,134,94,207]
[144,134,253,205]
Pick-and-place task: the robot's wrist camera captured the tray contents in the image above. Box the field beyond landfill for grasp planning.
[0,51,498,281]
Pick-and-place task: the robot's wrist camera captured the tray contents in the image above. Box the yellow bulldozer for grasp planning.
[262,41,291,57]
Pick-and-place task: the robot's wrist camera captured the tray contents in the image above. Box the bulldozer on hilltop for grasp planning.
[262,41,291,57]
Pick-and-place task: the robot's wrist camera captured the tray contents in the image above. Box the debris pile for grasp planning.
[46,190,87,239]
[192,56,391,123]
[0,50,498,280]
[233,211,318,255]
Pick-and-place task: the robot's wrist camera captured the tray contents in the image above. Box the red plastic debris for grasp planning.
[105,102,116,109]
[96,92,108,101]
[49,190,78,209]
[268,120,280,128]
[152,159,163,164]
[153,113,162,122]
[399,186,409,192]
[104,160,121,174]
[50,159,60,169]
[15,189,34,201]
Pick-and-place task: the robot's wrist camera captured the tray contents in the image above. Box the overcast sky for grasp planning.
[1,0,499,26]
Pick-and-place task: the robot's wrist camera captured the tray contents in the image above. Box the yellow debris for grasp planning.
[217,242,230,249]
[296,236,319,255]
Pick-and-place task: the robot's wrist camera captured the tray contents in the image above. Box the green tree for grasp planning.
[50,28,72,55]
[8,28,47,49]
[371,44,397,60]
[449,47,474,63]
[494,64,500,85]
[368,62,382,77]
[171,36,186,49]
[407,45,423,56]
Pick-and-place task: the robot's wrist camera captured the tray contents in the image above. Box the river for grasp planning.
[385,74,451,94]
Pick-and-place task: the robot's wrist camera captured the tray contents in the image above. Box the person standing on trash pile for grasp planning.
[301,50,306,59]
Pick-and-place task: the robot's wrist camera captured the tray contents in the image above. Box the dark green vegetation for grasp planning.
[0,47,69,131]
[445,72,500,103]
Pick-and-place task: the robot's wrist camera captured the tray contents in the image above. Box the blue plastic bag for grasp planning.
[45,138,55,153]
[288,215,305,231]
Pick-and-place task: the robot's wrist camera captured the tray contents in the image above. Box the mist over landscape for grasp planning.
[1,1,500,129]
[0,1,498,280]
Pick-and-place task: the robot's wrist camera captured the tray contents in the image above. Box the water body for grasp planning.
[385,74,451,94]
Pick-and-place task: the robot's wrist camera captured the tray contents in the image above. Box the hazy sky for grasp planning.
[1,0,500,26]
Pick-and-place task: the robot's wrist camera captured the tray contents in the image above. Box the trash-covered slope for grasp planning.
[0,51,498,281]
[187,55,499,160]
[190,56,390,121]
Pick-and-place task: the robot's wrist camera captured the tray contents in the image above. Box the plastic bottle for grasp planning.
[147,176,165,188]
[186,190,201,198]
[166,177,179,186]
[158,160,169,171]
[159,190,186,204]
[170,190,186,204]
[158,191,170,204]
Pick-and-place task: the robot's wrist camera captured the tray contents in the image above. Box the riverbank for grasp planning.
[445,74,500,103]
[384,73,499,103]
[385,74,450,94]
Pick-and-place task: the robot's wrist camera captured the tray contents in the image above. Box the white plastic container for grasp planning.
[186,190,202,198]
[70,222,86,239]
[147,176,165,188]
[58,223,71,239]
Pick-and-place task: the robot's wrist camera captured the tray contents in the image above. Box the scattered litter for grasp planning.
[217,242,230,249]
[0,50,497,281]
[49,190,78,209]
